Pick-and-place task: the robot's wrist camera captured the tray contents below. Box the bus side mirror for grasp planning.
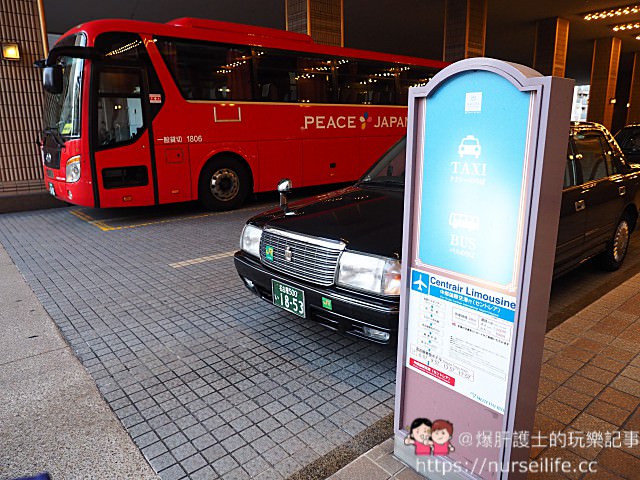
[43,65,63,94]
[278,178,292,211]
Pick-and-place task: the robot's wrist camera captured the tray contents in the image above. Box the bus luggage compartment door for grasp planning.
[156,145,192,203]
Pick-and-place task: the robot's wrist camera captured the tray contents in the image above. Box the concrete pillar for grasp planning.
[533,17,569,77]
[286,0,343,47]
[627,53,640,125]
[443,0,487,62]
[0,0,47,197]
[587,37,622,131]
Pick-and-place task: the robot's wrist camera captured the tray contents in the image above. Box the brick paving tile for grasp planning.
[623,408,640,431]
[546,355,585,374]
[597,387,640,412]
[549,386,593,411]
[544,338,567,352]
[581,468,628,479]
[596,448,640,479]
[620,365,640,380]
[617,293,640,315]
[538,398,581,424]
[576,365,617,385]
[570,338,607,355]
[540,364,576,384]
[558,345,595,363]
[585,399,633,427]
[562,428,602,461]
[563,375,606,397]
[611,337,640,354]
[533,413,566,435]
[535,447,587,480]
[599,346,637,363]
[570,413,617,435]
[610,376,640,397]
[588,355,628,374]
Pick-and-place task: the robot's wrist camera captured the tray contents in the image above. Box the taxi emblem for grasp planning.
[284,246,293,262]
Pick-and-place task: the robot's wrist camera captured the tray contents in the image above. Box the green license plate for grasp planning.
[272,279,306,318]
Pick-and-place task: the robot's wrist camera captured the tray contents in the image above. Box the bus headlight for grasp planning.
[240,224,263,258]
[337,251,401,296]
[65,155,81,183]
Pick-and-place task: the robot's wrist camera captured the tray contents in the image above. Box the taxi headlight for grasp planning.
[240,224,263,258]
[337,251,401,296]
[65,155,81,183]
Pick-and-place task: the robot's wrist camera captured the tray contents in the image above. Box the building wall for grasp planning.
[1,0,45,195]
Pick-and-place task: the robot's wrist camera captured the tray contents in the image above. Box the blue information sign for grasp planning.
[417,70,533,290]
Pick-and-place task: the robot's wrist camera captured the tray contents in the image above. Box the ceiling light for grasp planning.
[2,42,20,60]
[584,4,640,21]
[612,22,640,31]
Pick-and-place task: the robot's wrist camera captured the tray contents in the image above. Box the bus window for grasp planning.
[398,67,435,104]
[336,60,397,105]
[254,50,297,102]
[156,38,252,100]
[296,57,333,103]
[97,70,144,146]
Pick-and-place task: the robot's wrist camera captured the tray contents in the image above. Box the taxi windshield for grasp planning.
[359,137,406,186]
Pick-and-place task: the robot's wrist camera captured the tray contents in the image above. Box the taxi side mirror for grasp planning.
[277,178,292,211]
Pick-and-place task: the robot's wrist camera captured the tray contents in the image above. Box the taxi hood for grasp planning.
[249,185,404,259]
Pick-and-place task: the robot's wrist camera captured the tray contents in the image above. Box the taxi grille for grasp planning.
[260,229,344,286]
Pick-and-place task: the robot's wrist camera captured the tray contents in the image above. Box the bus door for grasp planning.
[93,66,156,207]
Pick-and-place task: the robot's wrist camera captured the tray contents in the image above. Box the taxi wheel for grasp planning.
[599,214,631,271]
[198,156,251,211]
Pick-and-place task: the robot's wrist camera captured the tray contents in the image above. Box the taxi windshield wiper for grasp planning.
[43,127,65,148]
[360,176,404,187]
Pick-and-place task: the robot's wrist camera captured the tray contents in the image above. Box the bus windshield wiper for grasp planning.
[43,127,65,148]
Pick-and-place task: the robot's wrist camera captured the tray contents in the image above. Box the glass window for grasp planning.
[96,70,144,146]
[253,50,298,102]
[43,33,86,138]
[360,137,406,186]
[336,60,397,105]
[156,37,252,100]
[573,132,609,182]
[398,66,437,104]
[295,56,333,103]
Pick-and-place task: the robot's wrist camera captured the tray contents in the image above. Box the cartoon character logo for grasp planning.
[404,418,432,456]
[359,112,372,130]
[404,418,455,456]
[431,419,455,456]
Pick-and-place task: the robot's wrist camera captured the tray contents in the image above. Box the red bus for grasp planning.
[38,18,446,209]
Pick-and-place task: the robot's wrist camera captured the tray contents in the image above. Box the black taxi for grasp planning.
[234,123,640,344]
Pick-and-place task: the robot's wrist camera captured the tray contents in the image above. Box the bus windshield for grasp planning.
[43,34,86,138]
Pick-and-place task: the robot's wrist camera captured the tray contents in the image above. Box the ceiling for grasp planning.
[42,0,640,85]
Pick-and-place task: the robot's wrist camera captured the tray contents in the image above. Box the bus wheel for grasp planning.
[198,156,251,211]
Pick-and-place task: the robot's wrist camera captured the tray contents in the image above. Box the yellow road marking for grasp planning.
[69,205,269,232]
[169,250,236,268]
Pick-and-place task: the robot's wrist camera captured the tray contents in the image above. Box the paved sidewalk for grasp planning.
[0,244,158,480]
[330,271,640,479]
[0,203,640,480]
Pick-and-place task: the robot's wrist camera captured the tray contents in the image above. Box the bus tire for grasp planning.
[198,156,251,211]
